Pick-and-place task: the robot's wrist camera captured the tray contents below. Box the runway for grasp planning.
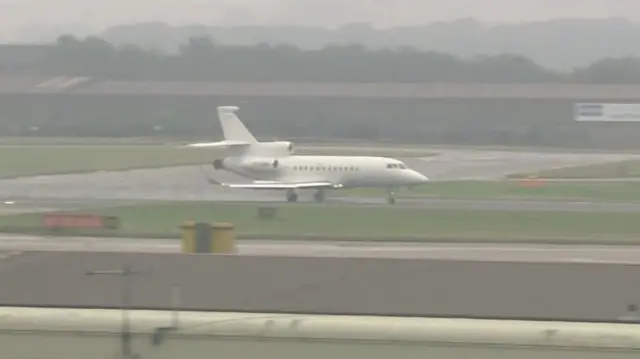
[0,148,636,201]
[2,234,640,264]
[415,149,640,180]
[333,196,640,212]
[0,147,636,215]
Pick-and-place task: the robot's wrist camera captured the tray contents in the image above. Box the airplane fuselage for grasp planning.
[219,155,428,188]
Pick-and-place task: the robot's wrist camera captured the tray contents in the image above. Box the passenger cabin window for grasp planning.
[308,166,361,171]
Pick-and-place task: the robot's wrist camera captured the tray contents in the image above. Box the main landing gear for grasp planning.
[313,189,326,203]
[285,189,326,203]
[286,189,298,202]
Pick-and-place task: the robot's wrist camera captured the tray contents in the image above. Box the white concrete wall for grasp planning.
[1,307,640,359]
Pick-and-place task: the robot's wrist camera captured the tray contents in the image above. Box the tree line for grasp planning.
[100,19,640,70]
[11,34,638,84]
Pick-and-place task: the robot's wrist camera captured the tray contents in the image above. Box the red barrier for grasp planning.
[41,213,120,230]
[516,177,547,188]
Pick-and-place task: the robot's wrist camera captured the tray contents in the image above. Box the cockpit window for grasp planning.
[398,163,407,169]
[387,163,407,169]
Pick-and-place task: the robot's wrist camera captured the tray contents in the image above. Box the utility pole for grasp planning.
[171,284,181,328]
[86,263,140,359]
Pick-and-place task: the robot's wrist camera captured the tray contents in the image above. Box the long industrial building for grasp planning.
[0,74,640,147]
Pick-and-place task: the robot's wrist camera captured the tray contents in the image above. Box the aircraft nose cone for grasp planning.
[407,170,429,184]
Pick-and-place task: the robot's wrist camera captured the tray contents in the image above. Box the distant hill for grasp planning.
[99,18,640,70]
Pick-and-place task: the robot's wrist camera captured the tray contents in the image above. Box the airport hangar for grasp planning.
[0,75,639,148]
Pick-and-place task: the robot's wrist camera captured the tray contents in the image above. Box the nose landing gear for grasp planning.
[387,188,396,205]
[286,189,298,202]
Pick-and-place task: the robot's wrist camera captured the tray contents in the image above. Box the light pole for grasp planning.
[86,263,140,359]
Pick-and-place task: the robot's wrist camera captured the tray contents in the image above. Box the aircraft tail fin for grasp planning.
[217,106,257,144]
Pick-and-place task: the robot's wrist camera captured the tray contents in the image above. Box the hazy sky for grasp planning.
[2,0,640,41]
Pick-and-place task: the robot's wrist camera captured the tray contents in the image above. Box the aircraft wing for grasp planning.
[208,178,343,189]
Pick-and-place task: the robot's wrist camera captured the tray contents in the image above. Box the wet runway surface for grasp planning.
[417,149,640,180]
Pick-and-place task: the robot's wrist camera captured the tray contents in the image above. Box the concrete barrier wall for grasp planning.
[1,307,640,359]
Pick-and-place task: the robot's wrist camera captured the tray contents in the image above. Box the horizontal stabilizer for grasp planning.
[217,180,342,190]
[186,140,251,148]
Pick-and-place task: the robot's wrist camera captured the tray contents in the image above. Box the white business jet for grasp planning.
[188,106,429,204]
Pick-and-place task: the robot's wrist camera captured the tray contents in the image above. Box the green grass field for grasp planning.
[508,159,640,179]
[0,137,165,145]
[4,137,633,153]
[0,146,225,178]
[0,137,429,146]
[2,201,640,243]
[344,180,640,202]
